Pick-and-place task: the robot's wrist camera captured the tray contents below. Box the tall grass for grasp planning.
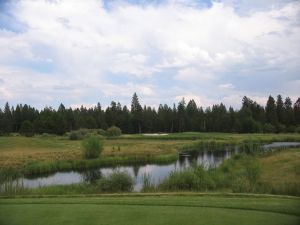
[0,168,28,195]
[98,171,134,193]
[141,173,156,192]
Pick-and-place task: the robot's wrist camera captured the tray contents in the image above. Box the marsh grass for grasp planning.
[141,173,156,192]
[98,171,134,193]
[23,154,177,176]
[0,168,28,195]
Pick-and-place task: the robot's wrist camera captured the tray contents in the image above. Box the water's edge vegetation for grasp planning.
[3,133,300,176]
[1,133,300,197]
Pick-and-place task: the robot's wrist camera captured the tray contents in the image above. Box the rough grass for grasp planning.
[0,194,299,225]
[0,132,299,171]
[258,149,300,195]
[0,136,184,169]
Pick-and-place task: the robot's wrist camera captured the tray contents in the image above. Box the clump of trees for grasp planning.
[1,93,300,135]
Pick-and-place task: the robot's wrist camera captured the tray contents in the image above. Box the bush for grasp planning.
[276,124,286,133]
[69,129,98,140]
[106,126,122,137]
[82,135,103,159]
[232,177,251,193]
[98,171,134,192]
[296,127,300,134]
[19,120,34,137]
[263,123,276,133]
[96,129,106,136]
[69,131,83,140]
[286,125,296,133]
[158,165,215,191]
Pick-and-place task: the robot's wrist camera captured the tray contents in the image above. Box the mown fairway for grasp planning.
[0,194,299,225]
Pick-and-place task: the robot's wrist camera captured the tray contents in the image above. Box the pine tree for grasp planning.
[284,97,294,127]
[131,93,143,133]
[276,95,284,124]
[177,98,186,132]
[265,96,278,126]
[294,98,300,126]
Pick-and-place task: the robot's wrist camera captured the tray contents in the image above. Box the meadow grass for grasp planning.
[0,132,300,182]
[1,132,300,169]
[0,194,299,225]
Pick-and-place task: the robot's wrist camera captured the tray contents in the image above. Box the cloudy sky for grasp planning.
[0,0,299,109]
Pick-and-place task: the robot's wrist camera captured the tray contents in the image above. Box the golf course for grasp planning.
[1,132,300,224]
[1,194,299,225]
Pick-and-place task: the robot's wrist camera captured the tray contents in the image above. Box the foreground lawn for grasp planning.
[0,194,299,225]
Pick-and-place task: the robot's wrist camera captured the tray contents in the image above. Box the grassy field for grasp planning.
[0,194,299,225]
[0,136,185,169]
[259,149,300,187]
[1,132,300,169]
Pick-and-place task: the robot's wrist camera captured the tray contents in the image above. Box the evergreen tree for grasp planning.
[0,93,299,135]
[265,96,278,126]
[2,102,13,133]
[131,93,143,133]
[284,97,294,127]
[186,100,198,131]
[294,98,300,126]
[177,98,186,132]
[19,120,34,137]
[276,95,284,124]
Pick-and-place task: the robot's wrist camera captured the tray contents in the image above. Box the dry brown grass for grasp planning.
[0,136,190,169]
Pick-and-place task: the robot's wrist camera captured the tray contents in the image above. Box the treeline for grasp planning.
[0,93,300,135]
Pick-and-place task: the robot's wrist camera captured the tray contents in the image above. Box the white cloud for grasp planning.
[175,67,213,82]
[175,94,214,108]
[0,0,299,108]
[218,83,234,90]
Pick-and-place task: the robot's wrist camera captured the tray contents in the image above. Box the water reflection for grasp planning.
[6,142,300,192]
[17,149,236,191]
[80,169,102,184]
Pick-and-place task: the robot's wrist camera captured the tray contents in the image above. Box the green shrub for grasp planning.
[97,129,107,136]
[263,123,276,133]
[286,125,296,133]
[98,171,134,192]
[296,127,300,134]
[106,126,122,137]
[232,177,251,193]
[159,165,215,191]
[82,135,103,159]
[276,124,286,133]
[69,131,83,140]
[19,120,34,137]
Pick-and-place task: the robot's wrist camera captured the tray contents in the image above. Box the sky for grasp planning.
[0,0,299,110]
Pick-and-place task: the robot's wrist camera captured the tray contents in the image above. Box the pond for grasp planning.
[10,142,300,192]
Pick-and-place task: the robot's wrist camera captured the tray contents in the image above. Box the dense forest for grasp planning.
[0,93,300,135]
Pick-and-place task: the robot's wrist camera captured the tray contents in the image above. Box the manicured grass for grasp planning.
[0,194,299,225]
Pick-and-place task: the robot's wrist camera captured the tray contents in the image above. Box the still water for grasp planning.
[16,142,300,191]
